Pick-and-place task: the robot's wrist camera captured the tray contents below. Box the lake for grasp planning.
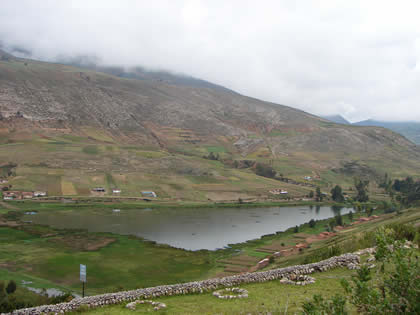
[25,205,352,250]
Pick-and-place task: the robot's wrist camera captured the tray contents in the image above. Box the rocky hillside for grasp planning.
[1,50,420,194]
[354,119,420,145]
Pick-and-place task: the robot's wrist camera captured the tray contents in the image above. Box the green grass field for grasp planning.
[71,267,355,314]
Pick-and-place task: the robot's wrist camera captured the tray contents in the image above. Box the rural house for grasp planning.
[92,187,106,192]
[34,191,47,197]
[141,191,157,198]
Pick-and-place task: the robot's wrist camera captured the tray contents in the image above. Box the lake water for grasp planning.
[25,205,352,250]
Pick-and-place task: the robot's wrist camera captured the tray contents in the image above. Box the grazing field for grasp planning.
[71,267,356,314]
[0,226,216,296]
[61,180,77,195]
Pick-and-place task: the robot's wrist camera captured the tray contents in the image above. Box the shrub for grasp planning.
[386,223,417,241]
[309,219,316,228]
[302,227,420,314]
[82,145,99,155]
[335,214,343,226]
[302,294,348,315]
[255,163,276,178]
[5,281,16,295]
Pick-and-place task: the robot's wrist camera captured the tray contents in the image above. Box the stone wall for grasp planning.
[8,252,361,314]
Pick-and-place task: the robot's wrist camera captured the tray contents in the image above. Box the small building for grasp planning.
[0,179,8,184]
[92,187,106,192]
[141,191,157,198]
[304,176,312,180]
[269,188,288,195]
[22,192,34,199]
[34,191,47,197]
[3,191,19,199]
[3,191,16,197]
[112,189,121,194]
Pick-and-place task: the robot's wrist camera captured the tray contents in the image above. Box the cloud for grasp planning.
[1,0,420,122]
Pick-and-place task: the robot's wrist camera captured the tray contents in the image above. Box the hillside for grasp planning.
[354,119,420,145]
[321,115,350,125]
[1,51,420,200]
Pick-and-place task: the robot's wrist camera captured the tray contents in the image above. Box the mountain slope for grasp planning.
[321,115,350,125]
[354,119,420,145]
[1,51,420,199]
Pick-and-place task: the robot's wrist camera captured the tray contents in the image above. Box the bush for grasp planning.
[386,223,417,241]
[302,294,348,315]
[82,145,99,155]
[302,227,420,314]
[5,281,16,295]
[335,214,343,226]
[309,219,316,228]
[303,245,342,264]
[255,163,276,178]
[342,228,420,314]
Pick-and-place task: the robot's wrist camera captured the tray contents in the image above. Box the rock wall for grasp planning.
[8,252,361,314]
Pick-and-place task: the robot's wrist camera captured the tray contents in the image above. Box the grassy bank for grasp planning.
[5,199,337,211]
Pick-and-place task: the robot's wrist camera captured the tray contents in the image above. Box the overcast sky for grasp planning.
[1,1,420,122]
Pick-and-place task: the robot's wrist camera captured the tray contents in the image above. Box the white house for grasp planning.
[141,191,157,198]
[34,191,47,197]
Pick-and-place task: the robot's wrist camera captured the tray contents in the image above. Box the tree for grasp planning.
[354,178,369,202]
[348,211,353,222]
[366,205,373,217]
[206,152,219,161]
[309,219,316,228]
[331,185,345,202]
[255,163,276,178]
[309,190,314,198]
[294,225,299,233]
[5,281,16,295]
[315,187,323,202]
[335,213,343,226]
